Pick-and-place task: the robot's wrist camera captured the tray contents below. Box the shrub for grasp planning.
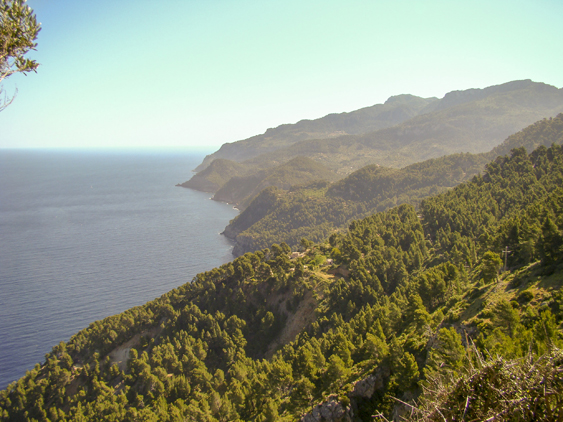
[517,289,534,304]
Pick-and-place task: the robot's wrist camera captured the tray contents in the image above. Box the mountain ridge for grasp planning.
[183,80,563,210]
[194,94,437,172]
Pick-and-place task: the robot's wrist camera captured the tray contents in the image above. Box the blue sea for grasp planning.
[0,149,238,389]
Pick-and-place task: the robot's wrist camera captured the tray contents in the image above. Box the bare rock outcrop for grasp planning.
[350,366,390,399]
[301,367,391,421]
[301,395,353,422]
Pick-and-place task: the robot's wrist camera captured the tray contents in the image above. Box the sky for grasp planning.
[1,0,562,150]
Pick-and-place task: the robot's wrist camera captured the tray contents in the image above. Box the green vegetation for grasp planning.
[178,159,247,193]
[488,113,563,158]
[180,156,339,209]
[0,0,41,111]
[213,157,339,209]
[225,114,563,256]
[224,181,361,256]
[2,143,563,421]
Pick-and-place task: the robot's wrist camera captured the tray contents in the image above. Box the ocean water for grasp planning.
[0,149,238,389]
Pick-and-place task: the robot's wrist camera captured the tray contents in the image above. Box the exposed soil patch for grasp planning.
[108,327,160,372]
[265,290,317,358]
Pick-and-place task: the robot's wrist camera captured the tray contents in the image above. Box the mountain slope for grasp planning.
[177,158,247,193]
[2,144,563,421]
[224,114,563,256]
[213,156,339,208]
[241,80,563,171]
[184,80,563,198]
[194,94,437,172]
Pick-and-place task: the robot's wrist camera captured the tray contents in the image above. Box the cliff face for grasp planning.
[177,159,246,193]
[230,232,257,257]
[221,186,280,240]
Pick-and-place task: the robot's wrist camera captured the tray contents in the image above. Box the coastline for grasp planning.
[0,150,238,390]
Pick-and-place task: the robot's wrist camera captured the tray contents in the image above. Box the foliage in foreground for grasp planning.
[0,0,41,110]
[414,347,563,421]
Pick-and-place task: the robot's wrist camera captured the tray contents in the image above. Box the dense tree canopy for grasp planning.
[2,119,563,420]
[226,114,563,257]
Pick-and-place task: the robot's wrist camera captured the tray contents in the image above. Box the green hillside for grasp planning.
[224,114,563,256]
[2,143,563,421]
[488,114,563,158]
[178,159,247,193]
[213,157,339,209]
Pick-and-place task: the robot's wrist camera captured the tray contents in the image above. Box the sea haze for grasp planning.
[0,149,238,389]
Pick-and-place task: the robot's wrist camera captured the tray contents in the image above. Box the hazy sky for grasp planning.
[1,0,562,150]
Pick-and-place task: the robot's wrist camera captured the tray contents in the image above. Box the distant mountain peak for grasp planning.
[384,93,433,105]
[430,79,557,113]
